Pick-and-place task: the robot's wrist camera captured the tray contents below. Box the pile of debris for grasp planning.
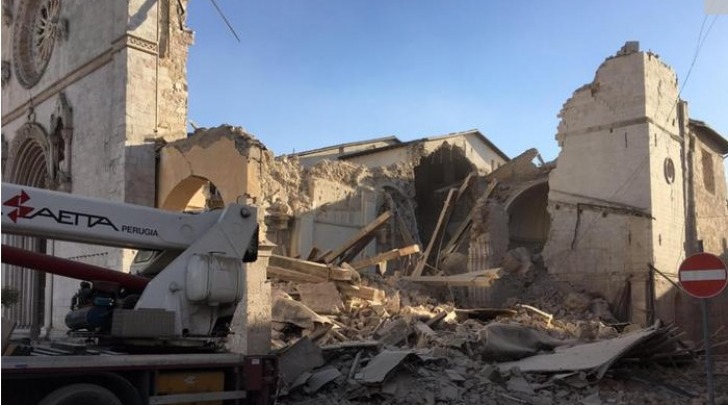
[257,150,706,404]
[269,273,698,404]
[264,219,700,404]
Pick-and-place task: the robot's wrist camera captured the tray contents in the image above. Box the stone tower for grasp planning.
[1,0,192,336]
[543,42,728,339]
[544,42,685,324]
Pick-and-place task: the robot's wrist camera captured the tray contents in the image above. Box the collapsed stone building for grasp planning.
[0,0,726,356]
[152,42,728,345]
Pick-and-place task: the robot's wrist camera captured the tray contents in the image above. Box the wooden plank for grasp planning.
[340,234,376,264]
[322,211,393,264]
[403,268,502,287]
[307,247,322,261]
[432,171,476,195]
[436,171,476,264]
[440,179,498,259]
[410,188,459,277]
[349,245,421,270]
[270,255,355,281]
[313,250,332,263]
[336,283,386,302]
[455,171,477,201]
[266,266,326,283]
[425,311,448,327]
[395,213,416,247]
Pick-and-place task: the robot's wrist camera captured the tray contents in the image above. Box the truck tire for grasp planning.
[38,383,122,405]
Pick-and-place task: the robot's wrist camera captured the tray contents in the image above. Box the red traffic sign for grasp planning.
[678,253,728,299]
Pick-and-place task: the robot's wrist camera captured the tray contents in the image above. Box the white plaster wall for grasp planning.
[297,139,397,168]
[344,134,506,173]
[344,147,411,169]
[423,133,507,173]
[295,178,378,261]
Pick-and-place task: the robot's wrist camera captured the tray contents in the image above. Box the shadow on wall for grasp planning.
[414,142,475,245]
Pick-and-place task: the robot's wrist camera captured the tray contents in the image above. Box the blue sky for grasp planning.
[186,1,727,162]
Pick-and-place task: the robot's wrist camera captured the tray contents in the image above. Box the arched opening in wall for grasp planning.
[505,181,550,252]
[413,143,475,245]
[2,130,50,338]
[160,175,224,212]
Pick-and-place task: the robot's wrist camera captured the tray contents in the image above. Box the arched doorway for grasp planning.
[161,175,224,212]
[505,179,550,251]
[2,123,51,338]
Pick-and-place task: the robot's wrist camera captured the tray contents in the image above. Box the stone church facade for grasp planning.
[1,0,192,337]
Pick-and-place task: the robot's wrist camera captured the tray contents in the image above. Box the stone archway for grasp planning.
[4,122,50,185]
[157,126,264,211]
[504,178,550,251]
[2,122,51,338]
[162,175,225,212]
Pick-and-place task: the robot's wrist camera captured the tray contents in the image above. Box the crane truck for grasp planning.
[1,182,278,405]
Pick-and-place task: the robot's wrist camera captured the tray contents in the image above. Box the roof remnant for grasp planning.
[690,119,728,154]
[339,129,511,162]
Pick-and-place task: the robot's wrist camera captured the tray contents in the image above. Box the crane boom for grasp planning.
[1,182,224,250]
[1,182,260,338]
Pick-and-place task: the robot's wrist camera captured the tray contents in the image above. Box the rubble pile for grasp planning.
[260,155,416,218]
[254,148,708,404]
[266,243,701,404]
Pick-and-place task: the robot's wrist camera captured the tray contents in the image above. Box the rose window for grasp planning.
[13,0,61,88]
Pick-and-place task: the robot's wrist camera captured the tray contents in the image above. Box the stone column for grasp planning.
[226,239,274,355]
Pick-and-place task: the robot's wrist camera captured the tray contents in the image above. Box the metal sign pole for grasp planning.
[702,298,715,405]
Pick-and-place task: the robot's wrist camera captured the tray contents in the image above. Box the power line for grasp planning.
[209,0,241,43]
[680,15,719,97]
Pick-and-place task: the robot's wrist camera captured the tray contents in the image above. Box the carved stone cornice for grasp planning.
[112,33,158,56]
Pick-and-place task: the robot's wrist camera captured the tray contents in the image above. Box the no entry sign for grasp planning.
[678,253,728,299]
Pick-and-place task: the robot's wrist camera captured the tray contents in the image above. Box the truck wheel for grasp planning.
[38,383,122,405]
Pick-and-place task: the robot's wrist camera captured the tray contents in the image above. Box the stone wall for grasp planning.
[543,44,680,325]
[543,43,728,338]
[1,0,191,335]
[691,129,728,261]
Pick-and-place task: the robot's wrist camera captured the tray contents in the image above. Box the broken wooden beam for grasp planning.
[322,211,393,264]
[349,244,421,271]
[306,247,322,261]
[269,255,356,281]
[395,212,417,247]
[336,282,386,302]
[411,188,458,277]
[455,171,477,202]
[267,266,327,283]
[403,268,502,287]
[340,235,376,264]
[439,179,498,260]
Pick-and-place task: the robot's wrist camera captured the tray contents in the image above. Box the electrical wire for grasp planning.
[209,0,241,42]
